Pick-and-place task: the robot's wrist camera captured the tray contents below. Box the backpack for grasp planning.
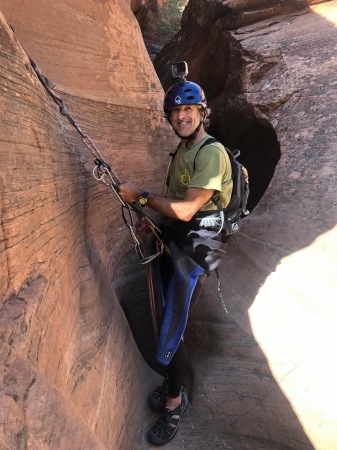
[194,137,250,236]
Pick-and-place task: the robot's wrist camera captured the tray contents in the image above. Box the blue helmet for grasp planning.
[163,81,208,115]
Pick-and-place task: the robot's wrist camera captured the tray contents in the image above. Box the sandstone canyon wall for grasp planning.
[1,0,337,450]
[0,1,175,449]
[154,1,337,449]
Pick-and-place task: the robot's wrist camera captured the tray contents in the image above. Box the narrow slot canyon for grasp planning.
[0,1,336,449]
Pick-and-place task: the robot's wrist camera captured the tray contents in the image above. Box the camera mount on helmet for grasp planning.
[171,61,189,82]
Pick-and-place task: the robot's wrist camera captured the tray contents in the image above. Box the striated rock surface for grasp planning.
[155,0,337,449]
[1,0,337,449]
[0,1,175,448]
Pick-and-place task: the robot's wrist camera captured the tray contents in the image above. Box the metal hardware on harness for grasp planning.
[121,205,164,265]
[231,222,239,232]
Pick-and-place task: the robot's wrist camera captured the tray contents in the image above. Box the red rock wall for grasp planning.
[0,1,175,448]
[2,0,337,448]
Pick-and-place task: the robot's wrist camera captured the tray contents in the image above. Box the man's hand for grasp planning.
[117,181,142,204]
[118,181,214,222]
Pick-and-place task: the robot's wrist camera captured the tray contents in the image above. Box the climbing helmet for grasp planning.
[163,81,207,116]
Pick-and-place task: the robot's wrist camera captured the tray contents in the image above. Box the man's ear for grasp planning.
[165,111,172,124]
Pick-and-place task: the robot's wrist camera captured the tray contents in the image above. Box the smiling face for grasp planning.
[170,104,204,138]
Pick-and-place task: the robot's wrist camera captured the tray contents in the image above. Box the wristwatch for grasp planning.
[138,191,149,207]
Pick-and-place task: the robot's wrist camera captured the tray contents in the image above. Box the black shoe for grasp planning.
[148,378,169,412]
[147,387,188,446]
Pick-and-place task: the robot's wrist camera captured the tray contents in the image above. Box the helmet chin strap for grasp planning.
[173,120,203,142]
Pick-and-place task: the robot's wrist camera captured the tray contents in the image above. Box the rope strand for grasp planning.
[27,54,165,264]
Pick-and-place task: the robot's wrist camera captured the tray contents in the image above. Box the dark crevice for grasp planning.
[112,250,166,377]
[208,113,280,212]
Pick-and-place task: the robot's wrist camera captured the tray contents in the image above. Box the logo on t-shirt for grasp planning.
[180,170,191,186]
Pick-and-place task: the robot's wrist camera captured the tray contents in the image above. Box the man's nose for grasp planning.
[178,109,186,119]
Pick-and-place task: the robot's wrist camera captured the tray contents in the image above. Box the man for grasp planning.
[118,75,232,446]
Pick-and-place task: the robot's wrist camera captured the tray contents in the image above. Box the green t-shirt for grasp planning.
[167,135,233,211]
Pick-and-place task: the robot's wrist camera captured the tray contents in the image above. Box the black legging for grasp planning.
[164,270,208,398]
[167,340,187,398]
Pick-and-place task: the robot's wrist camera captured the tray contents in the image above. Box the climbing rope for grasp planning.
[27,55,168,266]
[22,50,164,339]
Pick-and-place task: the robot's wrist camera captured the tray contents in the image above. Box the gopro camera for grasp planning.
[171,61,188,81]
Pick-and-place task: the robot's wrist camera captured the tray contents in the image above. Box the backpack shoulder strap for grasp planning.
[193,137,225,208]
[169,142,182,161]
[193,137,218,172]
[165,142,182,189]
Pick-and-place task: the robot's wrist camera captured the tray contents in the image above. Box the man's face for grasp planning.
[170,104,203,138]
